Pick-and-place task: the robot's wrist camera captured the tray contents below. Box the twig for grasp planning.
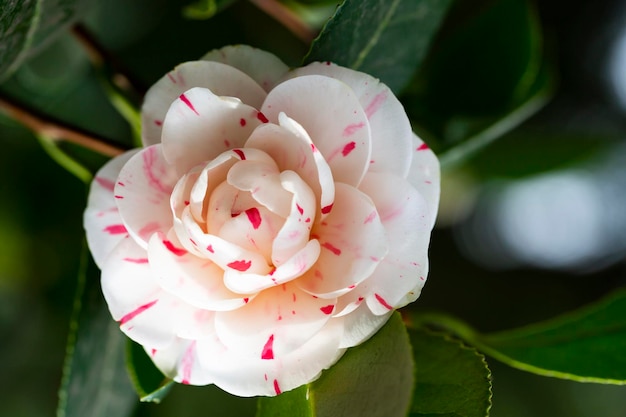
[249,0,317,44]
[0,95,127,157]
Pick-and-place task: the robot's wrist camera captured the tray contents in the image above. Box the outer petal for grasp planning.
[149,337,214,386]
[101,236,211,348]
[288,62,413,177]
[261,75,371,187]
[297,183,388,298]
[84,149,138,267]
[161,87,265,175]
[407,134,440,229]
[115,145,179,248]
[201,45,290,92]
[142,60,268,146]
[147,232,252,311]
[358,172,433,315]
[214,283,337,358]
[336,304,392,348]
[196,317,345,396]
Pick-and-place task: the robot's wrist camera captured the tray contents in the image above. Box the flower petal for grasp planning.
[214,283,336,360]
[115,145,179,248]
[261,75,371,186]
[358,172,432,315]
[84,149,138,267]
[195,318,345,396]
[142,60,268,146]
[161,87,264,175]
[407,134,440,229]
[336,304,392,348]
[223,239,320,293]
[147,232,252,311]
[201,45,289,92]
[288,62,413,177]
[297,183,388,298]
[101,236,209,348]
[149,337,214,386]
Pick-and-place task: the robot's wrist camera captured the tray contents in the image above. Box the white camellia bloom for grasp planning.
[84,45,440,397]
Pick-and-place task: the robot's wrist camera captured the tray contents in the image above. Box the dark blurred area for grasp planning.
[1,0,626,416]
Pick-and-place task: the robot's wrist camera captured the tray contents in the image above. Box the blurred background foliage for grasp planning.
[1,0,626,416]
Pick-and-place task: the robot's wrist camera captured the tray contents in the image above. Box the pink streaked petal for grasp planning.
[179,208,272,276]
[147,233,254,311]
[102,236,201,347]
[161,87,263,175]
[337,304,392,348]
[214,283,337,359]
[201,45,289,93]
[114,145,178,249]
[142,60,267,147]
[407,134,440,229]
[271,170,316,266]
[358,171,433,315]
[296,183,388,298]
[287,62,413,178]
[226,159,292,218]
[223,239,320,294]
[276,113,335,217]
[149,338,214,386]
[84,149,138,267]
[195,318,344,396]
[261,75,371,187]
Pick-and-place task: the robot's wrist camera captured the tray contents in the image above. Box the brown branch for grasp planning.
[0,95,127,157]
[249,0,317,44]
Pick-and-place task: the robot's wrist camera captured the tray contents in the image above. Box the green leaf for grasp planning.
[126,339,175,403]
[479,288,626,384]
[409,329,492,417]
[257,312,414,417]
[57,246,137,417]
[182,0,238,20]
[0,0,88,81]
[305,0,453,93]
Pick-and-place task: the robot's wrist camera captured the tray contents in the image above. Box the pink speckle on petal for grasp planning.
[114,195,124,199]
[119,300,157,325]
[320,305,334,315]
[321,204,333,214]
[207,245,214,253]
[341,141,357,157]
[245,207,262,229]
[321,242,341,256]
[273,379,282,395]
[240,118,246,127]
[257,111,269,123]
[181,341,196,385]
[103,224,127,235]
[167,73,177,83]
[243,297,249,303]
[163,240,187,256]
[151,349,157,356]
[233,149,246,160]
[179,93,199,115]
[142,147,172,194]
[364,211,377,224]
[95,177,115,192]
[154,120,163,126]
[296,204,304,215]
[261,334,275,360]
[365,92,387,119]
[227,260,252,271]
[343,122,365,137]
[417,143,429,151]
[123,257,149,264]
[374,293,393,310]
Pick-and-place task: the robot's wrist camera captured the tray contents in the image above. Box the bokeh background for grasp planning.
[1,0,626,416]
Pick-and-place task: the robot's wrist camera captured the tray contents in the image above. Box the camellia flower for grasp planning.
[84,45,440,397]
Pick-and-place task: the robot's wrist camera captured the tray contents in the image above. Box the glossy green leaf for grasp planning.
[0,0,88,81]
[57,247,136,417]
[257,312,414,417]
[479,288,626,384]
[409,329,492,417]
[305,0,453,93]
[182,0,238,20]
[126,339,174,403]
